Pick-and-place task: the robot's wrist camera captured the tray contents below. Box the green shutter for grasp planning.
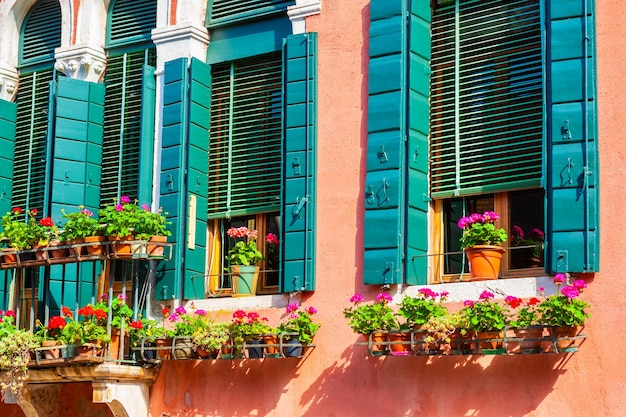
[138,65,156,205]
[20,0,62,65]
[13,70,54,212]
[101,50,156,204]
[364,0,408,285]
[158,58,189,300]
[108,0,157,47]
[207,0,295,27]
[185,58,210,299]
[546,0,599,273]
[429,0,543,198]
[281,33,317,293]
[50,77,105,220]
[0,100,17,216]
[46,78,105,312]
[207,53,283,218]
[406,1,431,285]
[158,58,211,300]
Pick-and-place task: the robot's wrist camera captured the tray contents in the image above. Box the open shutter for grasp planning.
[184,58,211,299]
[430,0,543,198]
[405,1,431,285]
[158,58,211,300]
[50,77,105,218]
[0,100,16,311]
[281,33,317,293]
[364,0,408,285]
[49,77,106,309]
[0,100,17,216]
[138,65,156,205]
[546,0,599,273]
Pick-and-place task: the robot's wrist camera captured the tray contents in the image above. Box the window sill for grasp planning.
[187,293,301,312]
[391,276,558,303]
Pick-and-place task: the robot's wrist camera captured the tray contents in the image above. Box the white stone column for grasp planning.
[289,0,323,34]
[0,63,19,102]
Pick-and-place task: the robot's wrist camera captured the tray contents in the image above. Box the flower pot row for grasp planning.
[134,334,310,362]
[358,325,585,356]
[0,235,171,268]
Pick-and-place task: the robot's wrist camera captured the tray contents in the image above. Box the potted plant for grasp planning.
[537,273,590,350]
[0,207,35,253]
[398,288,449,329]
[166,304,212,359]
[60,207,103,256]
[421,312,458,355]
[226,226,264,296]
[459,290,510,351]
[343,293,398,355]
[506,295,544,353]
[0,310,37,400]
[229,309,273,358]
[192,322,230,359]
[99,196,142,257]
[134,204,171,256]
[279,303,320,357]
[458,211,508,280]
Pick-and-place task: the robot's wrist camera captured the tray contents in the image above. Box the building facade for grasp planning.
[0,0,624,416]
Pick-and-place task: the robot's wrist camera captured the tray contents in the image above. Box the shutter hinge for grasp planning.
[562,120,572,141]
[382,262,394,286]
[556,250,568,272]
[378,146,388,163]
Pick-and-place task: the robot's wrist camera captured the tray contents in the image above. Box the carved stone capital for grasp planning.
[54,45,107,83]
[0,64,19,102]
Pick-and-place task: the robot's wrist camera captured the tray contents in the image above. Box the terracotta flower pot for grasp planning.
[465,245,505,281]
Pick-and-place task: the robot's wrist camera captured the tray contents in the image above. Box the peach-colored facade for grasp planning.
[146,1,626,416]
[0,1,624,416]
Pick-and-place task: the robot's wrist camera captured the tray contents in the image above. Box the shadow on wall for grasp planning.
[150,357,305,416]
[298,344,570,417]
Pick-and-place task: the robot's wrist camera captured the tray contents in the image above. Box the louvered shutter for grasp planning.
[157,58,211,300]
[108,0,157,46]
[207,0,295,27]
[430,0,543,198]
[138,65,157,205]
[13,71,55,212]
[546,0,599,273]
[207,53,283,219]
[0,100,17,216]
[20,0,61,65]
[364,0,408,285]
[281,33,317,293]
[101,50,156,204]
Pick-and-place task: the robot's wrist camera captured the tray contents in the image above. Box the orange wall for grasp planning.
[151,0,626,416]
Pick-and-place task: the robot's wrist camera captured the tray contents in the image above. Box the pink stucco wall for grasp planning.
[149,1,626,416]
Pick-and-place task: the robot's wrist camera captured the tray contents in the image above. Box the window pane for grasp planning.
[443,195,494,274]
[509,189,545,269]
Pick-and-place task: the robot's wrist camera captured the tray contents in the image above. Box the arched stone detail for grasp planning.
[92,381,150,417]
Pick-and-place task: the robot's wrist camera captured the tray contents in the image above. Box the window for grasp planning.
[431,0,544,281]
[157,31,318,299]
[102,0,157,205]
[364,0,599,286]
